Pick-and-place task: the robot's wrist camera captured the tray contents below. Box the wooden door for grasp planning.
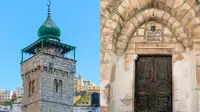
[135,56,172,112]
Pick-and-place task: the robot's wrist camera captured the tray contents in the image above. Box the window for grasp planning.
[59,80,62,97]
[28,80,35,97]
[32,80,35,94]
[54,79,63,97]
[54,79,58,92]
[29,81,31,97]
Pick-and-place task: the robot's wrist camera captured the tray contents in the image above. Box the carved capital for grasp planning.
[133,54,138,60]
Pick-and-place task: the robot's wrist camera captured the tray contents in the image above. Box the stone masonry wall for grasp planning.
[39,53,75,112]
[21,52,76,112]
[101,0,200,111]
[21,53,41,112]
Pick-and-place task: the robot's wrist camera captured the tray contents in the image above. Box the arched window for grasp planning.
[29,81,31,97]
[54,79,58,92]
[32,80,35,94]
[59,80,62,97]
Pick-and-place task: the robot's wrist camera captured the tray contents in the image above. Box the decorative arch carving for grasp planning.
[115,8,191,55]
[101,0,200,56]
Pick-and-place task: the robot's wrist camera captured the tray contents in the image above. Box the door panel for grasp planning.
[135,56,172,112]
[155,57,172,112]
[135,56,154,112]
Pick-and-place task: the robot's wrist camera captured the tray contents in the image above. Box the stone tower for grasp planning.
[20,1,76,112]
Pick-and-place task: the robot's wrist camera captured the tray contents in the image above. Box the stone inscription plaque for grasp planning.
[146,30,162,41]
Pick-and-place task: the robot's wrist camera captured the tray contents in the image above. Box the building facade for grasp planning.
[101,0,200,111]
[75,76,84,92]
[75,76,100,93]
[20,2,76,112]
[15,88,24,98]
[0,90,13,101]
[84,81,100,93]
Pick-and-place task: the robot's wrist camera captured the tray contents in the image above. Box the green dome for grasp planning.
[37,16,61,40]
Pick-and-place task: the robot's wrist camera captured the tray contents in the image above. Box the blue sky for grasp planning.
[0,0,100,90]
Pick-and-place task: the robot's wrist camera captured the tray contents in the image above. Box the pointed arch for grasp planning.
[115,8,191,55]
[101,0,200,55]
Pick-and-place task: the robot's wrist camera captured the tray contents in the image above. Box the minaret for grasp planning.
[20,1,76,112]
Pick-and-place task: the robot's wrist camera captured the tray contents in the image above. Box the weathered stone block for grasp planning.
[176,3,190,20]
[181,10,196,26]
[116,41,127,49]
[137,29,144,36]
[130,17,139,27]
[164,28,172,35]
[186,17,200,32]
[117,5,129,21]
[135,13,144,25]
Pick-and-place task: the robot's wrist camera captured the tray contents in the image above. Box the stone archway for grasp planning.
[101,0,200,112]
[115,8,191,56]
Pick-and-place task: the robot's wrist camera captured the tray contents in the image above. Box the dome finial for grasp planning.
[38,0,61,41]
[47,0,51,16]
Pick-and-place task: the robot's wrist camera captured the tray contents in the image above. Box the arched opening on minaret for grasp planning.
[59,80,63,97]
[29,81,31,97]
[54,79,58,92]
[32,80,35,94]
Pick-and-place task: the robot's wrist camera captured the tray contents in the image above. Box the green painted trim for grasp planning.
[21,39,41,53]
[21,51,23,63]
[22,38,76,55]
[74,48,76,60]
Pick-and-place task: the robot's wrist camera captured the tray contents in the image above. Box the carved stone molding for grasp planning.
[133,54,138,60]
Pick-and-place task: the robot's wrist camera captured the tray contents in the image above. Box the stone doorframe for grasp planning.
[107,49,198,112]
